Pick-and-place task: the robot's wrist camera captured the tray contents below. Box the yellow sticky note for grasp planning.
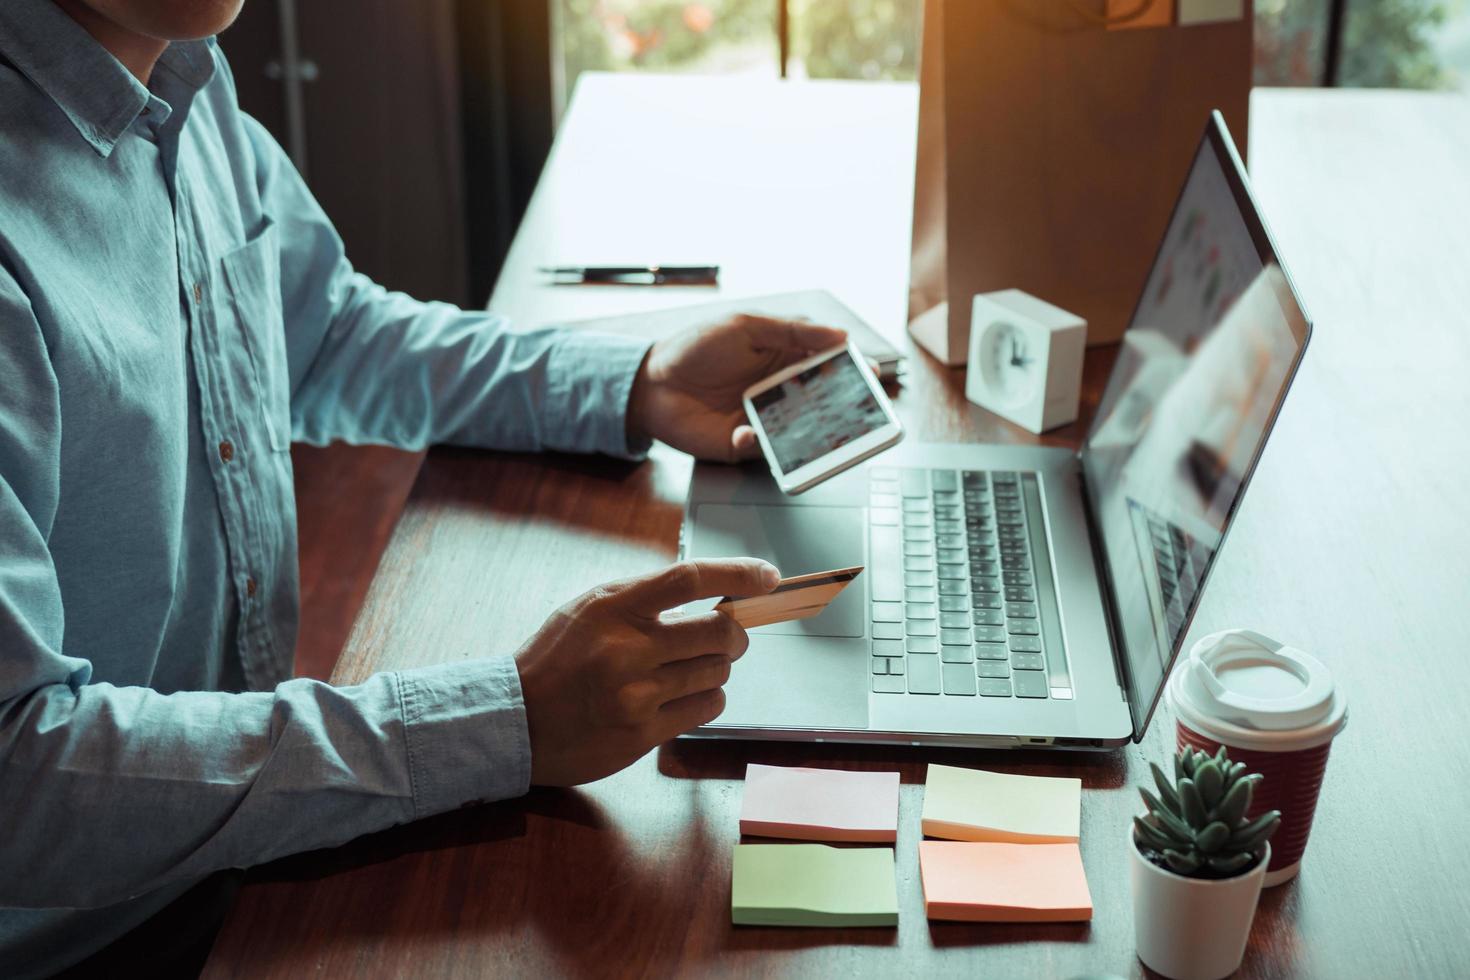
[1178,0,1244,25]
[921,764,1081,844]
[920,841,1093,922]
[731,844,898,927]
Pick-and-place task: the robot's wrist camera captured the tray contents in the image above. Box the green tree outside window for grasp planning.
[556,0,1466,114]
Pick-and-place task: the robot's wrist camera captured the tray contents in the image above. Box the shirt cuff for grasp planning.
[397,657,531,818]
[544,330,654,459]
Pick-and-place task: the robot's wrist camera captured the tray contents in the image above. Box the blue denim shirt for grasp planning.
[0,4,651,974]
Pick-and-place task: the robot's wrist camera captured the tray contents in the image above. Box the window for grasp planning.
[554,1,1469,113]
[1336,0,1468,88]
[1256,0,1470,88]
[1254,0,1334,85]
[790,0,922,82]
[553,0,920,108]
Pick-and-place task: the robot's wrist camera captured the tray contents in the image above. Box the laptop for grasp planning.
[678,112,1312,749]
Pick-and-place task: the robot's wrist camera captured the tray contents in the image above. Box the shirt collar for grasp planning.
[0,0,216,157]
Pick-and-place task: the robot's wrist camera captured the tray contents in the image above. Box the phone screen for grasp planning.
[751,350,889,474]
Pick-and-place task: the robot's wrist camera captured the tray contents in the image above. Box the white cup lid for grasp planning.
[1169,629,1347,750]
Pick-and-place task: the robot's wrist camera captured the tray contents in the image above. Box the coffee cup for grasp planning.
[1166,628,1347,887]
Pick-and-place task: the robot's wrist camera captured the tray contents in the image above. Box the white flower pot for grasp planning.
[1130,827,1269,980]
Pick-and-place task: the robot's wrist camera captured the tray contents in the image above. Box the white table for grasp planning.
[491,73,920,339]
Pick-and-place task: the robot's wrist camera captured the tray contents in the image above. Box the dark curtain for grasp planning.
[457,0,555,306]
[220,0,554,309]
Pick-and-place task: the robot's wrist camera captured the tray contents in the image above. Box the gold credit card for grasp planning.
[714,566,864,629]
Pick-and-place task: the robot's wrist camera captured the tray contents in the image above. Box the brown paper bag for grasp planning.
[908,0,1254,363]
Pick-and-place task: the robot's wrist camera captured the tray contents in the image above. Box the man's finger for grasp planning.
[651,687,727,742]
[735,315,848,353]
[730,424,761,461]
[625,559,779,617]
[654,653,733,706]
[655,610,749,664]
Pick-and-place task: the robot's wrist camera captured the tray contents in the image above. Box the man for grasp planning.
[0,0,847,974]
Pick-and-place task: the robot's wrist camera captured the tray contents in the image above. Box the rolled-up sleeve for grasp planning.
[239,115,653,458]
[399,658,531,816]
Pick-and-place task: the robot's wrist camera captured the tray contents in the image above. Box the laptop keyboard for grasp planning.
[868,467,1064,700]
[1133,500,1216,656]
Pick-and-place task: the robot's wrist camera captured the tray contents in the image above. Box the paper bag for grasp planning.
[908,0,1254,363]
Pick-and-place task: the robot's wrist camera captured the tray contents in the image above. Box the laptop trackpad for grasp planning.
[717,635,869,731]
[689,504,865,638]
[690,504,869,730]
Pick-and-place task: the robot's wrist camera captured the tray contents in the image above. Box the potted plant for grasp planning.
[1130,746,1282,980]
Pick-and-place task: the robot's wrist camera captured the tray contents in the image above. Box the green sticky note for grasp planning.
[731,844,899,927]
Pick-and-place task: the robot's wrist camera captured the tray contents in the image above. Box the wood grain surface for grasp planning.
[206,82,1470,978]
[289,444,425,681]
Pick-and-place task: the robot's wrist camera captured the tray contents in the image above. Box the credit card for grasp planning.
[714,566,864,629]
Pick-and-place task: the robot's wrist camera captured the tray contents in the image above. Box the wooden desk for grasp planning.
[206,79,1470,978]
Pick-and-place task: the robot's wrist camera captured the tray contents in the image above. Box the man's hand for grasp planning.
[627,315,848,462]
[515,558,780,786]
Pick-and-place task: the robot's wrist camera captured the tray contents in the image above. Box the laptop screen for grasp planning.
[1080,114,1311,741]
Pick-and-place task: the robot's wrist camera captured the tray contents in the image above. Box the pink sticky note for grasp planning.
[739,765,900,843]
[919,841,1094,922]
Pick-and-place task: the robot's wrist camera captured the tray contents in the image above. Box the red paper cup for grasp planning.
[1167,629,1347,887]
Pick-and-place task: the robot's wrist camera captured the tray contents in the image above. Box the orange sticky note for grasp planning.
[919,841,1093,922]
[739,765,900,842]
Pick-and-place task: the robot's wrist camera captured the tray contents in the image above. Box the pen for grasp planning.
[539,265,720,286]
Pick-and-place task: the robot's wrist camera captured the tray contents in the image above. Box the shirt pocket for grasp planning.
[220,219,293,452]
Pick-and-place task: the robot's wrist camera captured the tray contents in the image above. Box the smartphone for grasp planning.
[742,342,904,495]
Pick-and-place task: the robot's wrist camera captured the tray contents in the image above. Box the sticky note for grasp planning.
[920,841,1093,922]
[731,844,899,927]
[739,764,900,842]
[1177,0,1244,25]
[921,764,1081,844]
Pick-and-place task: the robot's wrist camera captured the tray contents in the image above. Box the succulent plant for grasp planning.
[1134,745,1281,878]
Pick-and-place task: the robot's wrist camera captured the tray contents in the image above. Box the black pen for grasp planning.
[538,265,720,286]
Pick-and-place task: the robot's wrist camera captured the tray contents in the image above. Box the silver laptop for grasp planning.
[680,113,1312,749]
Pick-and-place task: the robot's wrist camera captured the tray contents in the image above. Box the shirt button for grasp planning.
[246,577,258,598]
[193,282,203,304]
[219,440,234,462]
